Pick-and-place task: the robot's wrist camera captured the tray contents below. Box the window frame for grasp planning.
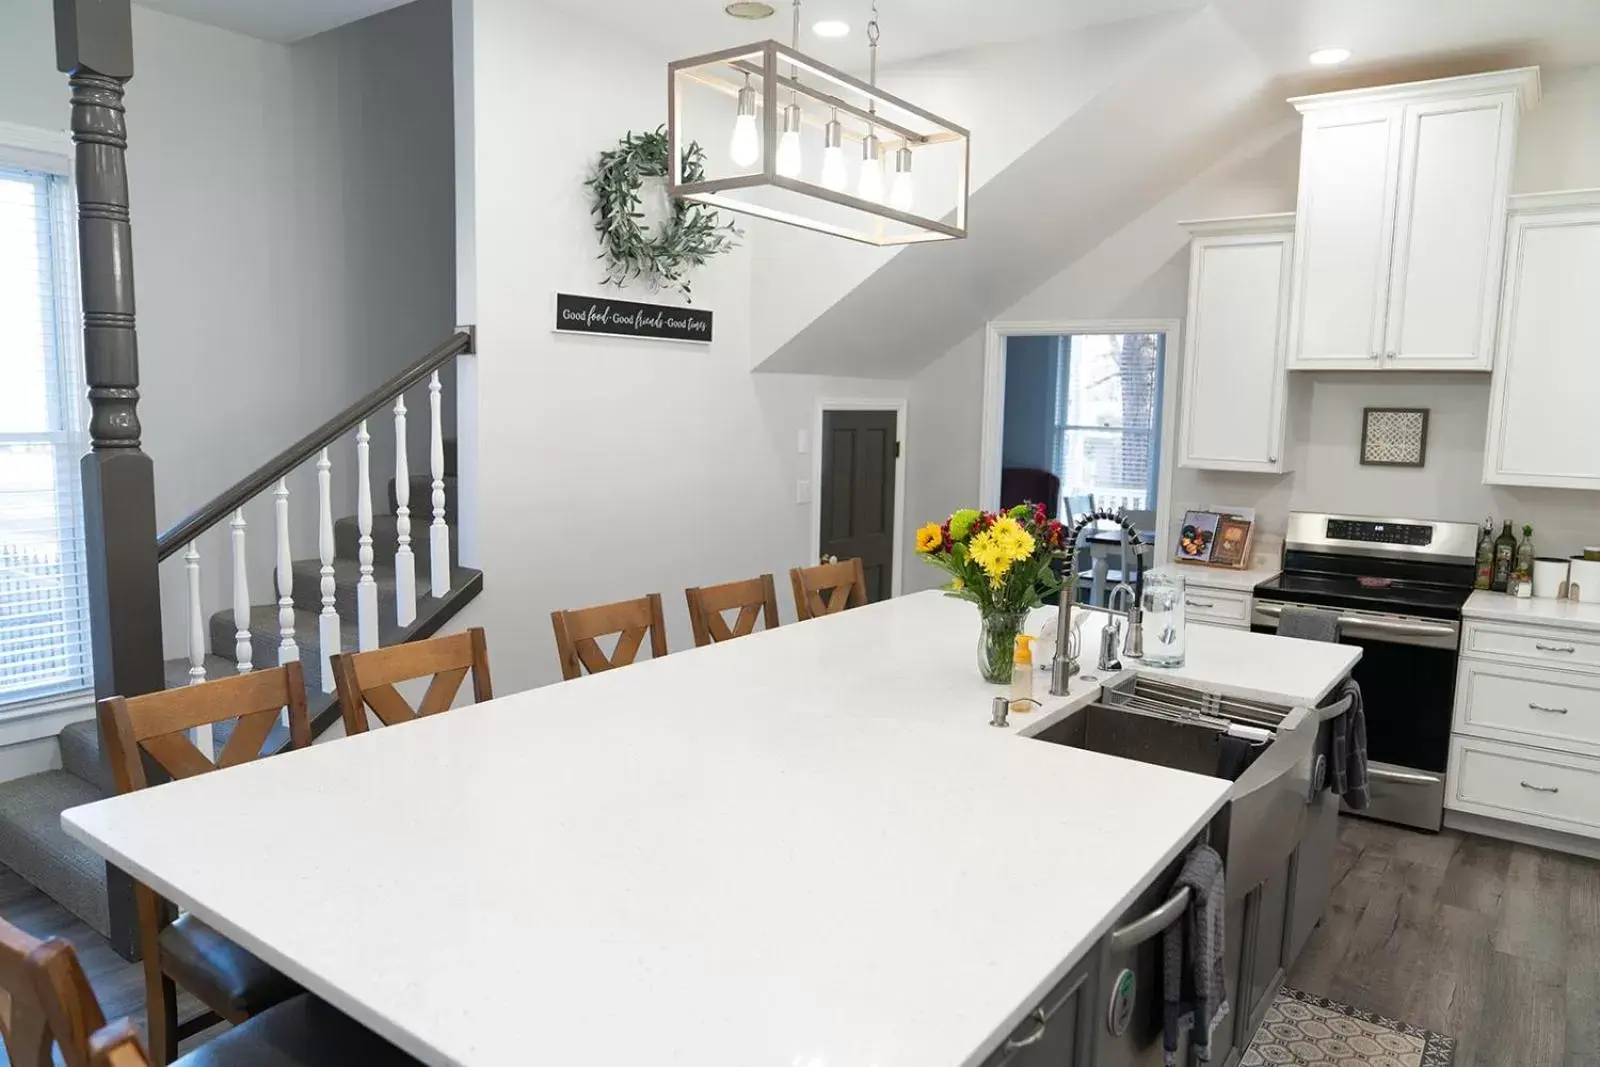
[1050,333,1166,513]
[0,121,94,720]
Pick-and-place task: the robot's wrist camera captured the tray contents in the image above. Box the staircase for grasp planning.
[0,334,481,958]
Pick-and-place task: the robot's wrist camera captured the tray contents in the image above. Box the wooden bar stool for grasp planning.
[331,628,492,735]
[0,913,419,1067]
[789,558,868,621]
[551,594,668,680]
[685,574,780,647]
[98,665,313,1065]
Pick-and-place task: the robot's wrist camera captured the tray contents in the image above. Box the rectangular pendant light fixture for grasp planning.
[667,40,970,246]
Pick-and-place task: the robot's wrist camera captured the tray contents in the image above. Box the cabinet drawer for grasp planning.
[1462,620,1600,673]
[1447,737,1600,838]
[1456,659,1600,754]
[1185,587,1252,627]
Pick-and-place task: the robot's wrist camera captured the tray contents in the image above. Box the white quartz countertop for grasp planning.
[62,593,1355,1067]
[1465,589,1600,633]
[1169,562,1280,592]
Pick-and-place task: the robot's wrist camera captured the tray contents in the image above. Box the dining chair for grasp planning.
[331,627,493,734]
[790,558,868,621]
[98,665,311,1064]
[550,594,668,680]
[685,574,780,647]
[0,912,419,1067]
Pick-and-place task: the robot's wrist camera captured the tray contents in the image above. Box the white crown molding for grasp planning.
[1288,66,1541,114]
[1178,213,1296,237]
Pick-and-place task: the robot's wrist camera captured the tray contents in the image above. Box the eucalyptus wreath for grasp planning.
[586,126,740,300]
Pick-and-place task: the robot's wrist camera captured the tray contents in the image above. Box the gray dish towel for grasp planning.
[1163,844,1230,1065]
[1328,677,1370,810]
[1277,605,1341,642]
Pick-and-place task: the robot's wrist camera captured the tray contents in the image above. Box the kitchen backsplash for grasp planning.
[1171,371,1599,559]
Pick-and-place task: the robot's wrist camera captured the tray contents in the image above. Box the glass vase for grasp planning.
[977,609,1028,685]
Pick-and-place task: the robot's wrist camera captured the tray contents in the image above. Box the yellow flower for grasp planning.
[989,517,1036,561]
[950,577,964,591]
[915,522,943,554]
[968,529,1018,585]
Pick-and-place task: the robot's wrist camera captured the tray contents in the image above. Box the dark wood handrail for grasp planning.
[155,330,474,561]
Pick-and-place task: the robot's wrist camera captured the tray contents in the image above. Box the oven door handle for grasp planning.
[1108,886,1191,952]
[1252,603,1457,641]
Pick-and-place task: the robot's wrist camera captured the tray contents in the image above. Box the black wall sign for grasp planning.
[553,293,713,344]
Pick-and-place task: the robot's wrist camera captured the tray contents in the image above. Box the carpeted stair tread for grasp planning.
[333,514,459,568]
[386,473,458,524]
[0,771,111,937]
[288,558,479,619]
[57,719,114,796]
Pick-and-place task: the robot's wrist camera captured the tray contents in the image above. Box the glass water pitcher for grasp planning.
[1140,568,1187,668]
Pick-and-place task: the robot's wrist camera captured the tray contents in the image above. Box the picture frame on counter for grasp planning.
[1175,508,1255,569]
[552,292,714,344]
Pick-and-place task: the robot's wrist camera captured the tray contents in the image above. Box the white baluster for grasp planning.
[186,540,212,756]
[317,448,340,694]
[429,370,451,598]
[231,509,252,673]
[274,478,298,665]
[393,395,416,627]
[356,420,379,651]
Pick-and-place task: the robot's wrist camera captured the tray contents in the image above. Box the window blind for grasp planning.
[0,164,93,705]
[1052,333,1164,515]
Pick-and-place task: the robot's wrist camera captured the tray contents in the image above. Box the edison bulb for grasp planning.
[890,147,914,212]
[776,104,803,178]
[858,137,884,203]
[730,114,761,167]
[821,146,848,189]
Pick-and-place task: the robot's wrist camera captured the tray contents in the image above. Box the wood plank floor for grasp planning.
[2,818,1597,1065]
[1288,817,1600,1067]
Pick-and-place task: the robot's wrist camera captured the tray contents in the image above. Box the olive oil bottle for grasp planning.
[1491,520,1517,593]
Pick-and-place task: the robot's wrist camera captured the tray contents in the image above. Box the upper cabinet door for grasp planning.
[1286,104,1402,370]
[1385,94,1518,371]
[1179,218,1294,473]
[1485,193,1600,491]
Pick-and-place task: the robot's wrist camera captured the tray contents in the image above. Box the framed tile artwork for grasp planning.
[1360,407,1429,467]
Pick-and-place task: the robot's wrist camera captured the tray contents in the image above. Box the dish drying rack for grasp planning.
[1099,677,1353,734]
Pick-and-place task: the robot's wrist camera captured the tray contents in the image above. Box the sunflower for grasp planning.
[914,522,944,554]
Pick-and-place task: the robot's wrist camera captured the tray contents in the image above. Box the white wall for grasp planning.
[904,62,1600,594]
[451,0,909,695]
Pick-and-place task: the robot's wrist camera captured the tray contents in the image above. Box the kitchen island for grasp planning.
[63,592,1358,1067]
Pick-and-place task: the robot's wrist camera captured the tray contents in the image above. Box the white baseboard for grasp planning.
[1444,809,1600,861]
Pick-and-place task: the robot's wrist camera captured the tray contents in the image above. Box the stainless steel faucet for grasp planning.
[1050,508,1149,696]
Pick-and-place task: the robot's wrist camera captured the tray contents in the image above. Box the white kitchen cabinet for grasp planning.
[1177,215,1293,473]
[1484,189,1600,490]
[1286,68,1539,372]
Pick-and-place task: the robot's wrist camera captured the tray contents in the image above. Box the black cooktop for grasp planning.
[1253,572,1473,621]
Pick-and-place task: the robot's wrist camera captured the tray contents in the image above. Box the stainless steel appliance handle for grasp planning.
[1368,765,1441,786]
[1529,702,1570,715]
[1536,643,1577,654]
[1520,781,1560,794]
[999,971,1090,1055]
[1108,886,1191,952]
[1253,603,1456,639]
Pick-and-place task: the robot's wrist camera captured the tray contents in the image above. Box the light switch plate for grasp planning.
[796,479,811,504]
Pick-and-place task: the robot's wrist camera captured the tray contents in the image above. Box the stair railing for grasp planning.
[155,330,474,699]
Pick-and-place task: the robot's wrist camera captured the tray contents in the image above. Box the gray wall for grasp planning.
[1001,336,1060,471]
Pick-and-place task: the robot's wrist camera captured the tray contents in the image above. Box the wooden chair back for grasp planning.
[790,558,868,621]
[99,663,311,793]
[685,575,780,647]
[551,594,668,680]
[332,628,492,735]
[89,1023,150,1067]
[0,915,106,1067]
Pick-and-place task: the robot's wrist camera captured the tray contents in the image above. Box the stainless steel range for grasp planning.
[1250,511,1480,832]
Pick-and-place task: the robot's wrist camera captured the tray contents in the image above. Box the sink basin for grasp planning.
[1038,702,1246,779]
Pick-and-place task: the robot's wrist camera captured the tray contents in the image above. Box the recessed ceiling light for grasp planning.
[813,20,851,37]
[725,2,775,19]
[1308,47,1352,66]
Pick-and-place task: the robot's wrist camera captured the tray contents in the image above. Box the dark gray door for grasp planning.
[819,409,898,603]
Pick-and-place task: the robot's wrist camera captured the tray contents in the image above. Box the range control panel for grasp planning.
[1325,519,1435,547]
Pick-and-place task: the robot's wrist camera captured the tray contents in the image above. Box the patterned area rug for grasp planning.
[1242,987,1455,1066]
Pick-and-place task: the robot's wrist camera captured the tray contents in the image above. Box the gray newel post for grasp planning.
[56,0,160,961]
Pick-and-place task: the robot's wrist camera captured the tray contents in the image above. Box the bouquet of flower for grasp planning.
[915,503,1069,682]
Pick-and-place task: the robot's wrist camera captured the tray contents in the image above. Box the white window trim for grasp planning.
[0,121,72,177]
[979,318,1182,559]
